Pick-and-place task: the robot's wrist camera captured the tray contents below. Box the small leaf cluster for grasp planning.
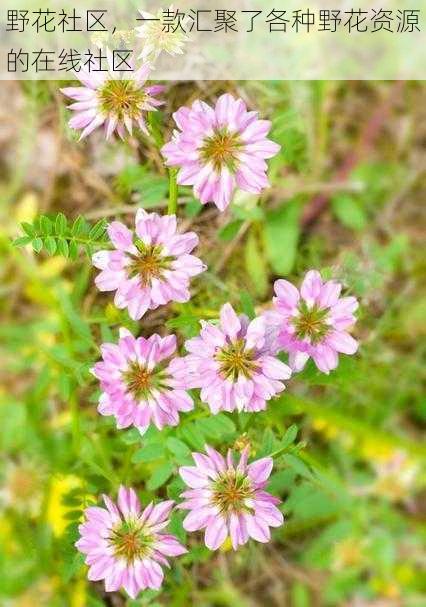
[13,213,109,259]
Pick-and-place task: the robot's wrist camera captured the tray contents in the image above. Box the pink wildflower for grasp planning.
[60,59,163,140]
[92,328,193,433]
[92,209,206,320]
[161,93,281,211]
[177,303,291,414]
[266,270,359,373]
[178,445,283,550]
[76,486,186,599]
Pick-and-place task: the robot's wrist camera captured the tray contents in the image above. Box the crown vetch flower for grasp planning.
[178,445,283,550]
[161,94,281,211]
[92,209,206,320]
[92,328,193,433]
[60,58,164,140]
[177,303,291,414]
[136,7,189,60]
[76,486,187,599]
[266,270,359,374]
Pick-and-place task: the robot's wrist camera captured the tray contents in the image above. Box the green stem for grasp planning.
[168,168,178,215]
[269,445,288,460]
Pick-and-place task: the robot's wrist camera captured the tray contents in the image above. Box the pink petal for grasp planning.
[107,221,133,251]
[219,303,241,340]
[179,466,209,488]
[274,279,300,308]
[204,516,228,550]
[300,270,323,303]
[247,457,273,483]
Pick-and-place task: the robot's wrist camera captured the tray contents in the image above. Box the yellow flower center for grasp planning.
[216,339,257,380]
[293,301,330,344]
[211,471,253,515]
[200,128,242,172]
[123,361,167,400]
[110,521,153,563]
[98,80,146,120]
[127,241,173,287]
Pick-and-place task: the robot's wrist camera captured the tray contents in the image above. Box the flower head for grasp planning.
[92,327,193,433]
[136,7,189,60]
[266,270,359,373]
[76,486,187,599]
[178,445,283,550]
[161,94,281,211]
[178,303,291,414]
[92,209,206,320]
[61,57,163,140]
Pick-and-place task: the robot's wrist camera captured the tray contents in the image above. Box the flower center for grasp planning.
[98,80,146,120]
[200,128,241,172]
[211,471,253,515]
[215,339,257,381]
[110,520,152,563]
[123,361,167,400]
[293,301,330,344]
[127,241,174,287]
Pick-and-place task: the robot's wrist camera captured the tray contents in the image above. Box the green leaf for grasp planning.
[132,443,165,463]
[55,287,92,343]
[71,215,85,236]
[13,235,32,247]
[121,428,142,445]
[184,198,203,217]
[44,236,57,255]
[147,462,174,491]
[239,291,256,319]
[68,240,79,260]
[40,215,53,235]
[331,194,367,231]
[282,454,313,480]
[32,237,43,253]
[167,477,185,500]
[196,413,236,439]
[21,222,36,237]
[244,229,268,298]
[280,424,298,450]
[166,437,191,462]
[259,427,278,457]
[89,219,107,240]
[55,212,68,235]
[57,238,69,257]
[178,422,205,450]
[267,469,297,494]
[263,199,301,276]
[218,219,243,242]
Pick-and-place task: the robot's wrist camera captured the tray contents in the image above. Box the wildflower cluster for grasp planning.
[57,31,360,601]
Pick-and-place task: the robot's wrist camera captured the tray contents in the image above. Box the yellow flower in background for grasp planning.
[13,192,38,225]
[219,536,233,553]
[370,576,401,600]
[70,578,87,607]
[312,417,339,439]
[38,257,67,280]
[332,537,364,570]
[361,440,394,462]
[49,410,72,430]
[47,474,83,536]
[0,516,17,556]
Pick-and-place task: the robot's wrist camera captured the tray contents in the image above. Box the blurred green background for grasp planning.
[0,80,425,606]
